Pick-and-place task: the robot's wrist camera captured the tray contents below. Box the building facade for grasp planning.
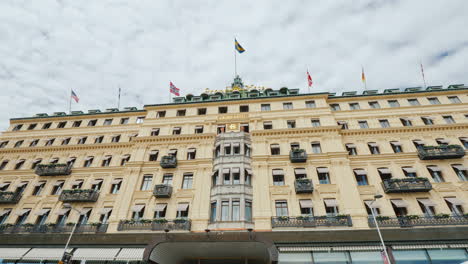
[0,78,467,263]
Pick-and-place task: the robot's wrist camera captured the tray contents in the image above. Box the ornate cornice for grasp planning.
[0,142,134,154]
[251,127,341,137]
[134,133,217,143]
[340,123,468,136]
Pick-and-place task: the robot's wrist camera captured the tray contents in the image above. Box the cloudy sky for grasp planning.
[0,0,467,129]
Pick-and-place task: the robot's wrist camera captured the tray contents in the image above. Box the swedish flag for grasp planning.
[235,39,245,53]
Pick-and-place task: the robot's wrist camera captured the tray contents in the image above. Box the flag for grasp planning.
[235,39,245,53]
[169,82,180,96]
[420,63,425,79]
[361,67,366,83]
[307,71,313,87]
[381,251,390,264]
[71,90,79,103]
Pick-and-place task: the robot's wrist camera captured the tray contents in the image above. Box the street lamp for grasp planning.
[370,194,391,264]
[60,203,80,264]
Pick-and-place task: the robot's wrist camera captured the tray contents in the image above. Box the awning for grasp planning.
[90,179,103,185]
[122,154,131,159]
[111,178,123,184]
[16,159,25,164]
[377,168,391,174]
[49,158,59,163]
[0,182,10,188]
[263,121,272,125]
[390,141,402,146]
[427,166,441,172]
[367,142,378,147]
[217,125,226,128]
[115,248,145,261]
[402,167,416,173]
[364,200,380,208]
[55,208,70,215]
[224,143,231,147]
[272,169,284,176]
[444,197,464,205]
[459,137,468,141]
[246,144,251,148]
[168,149,177,155]
[21,248,64,260]
[67,157,76,162]
[149,150,159,155]
[16,182,28,188]
[154,204,167,211]
[299,200,313,208]
[391,199,408,208]
[317,167,329,173]
[85,156,94,161]
[413,140,425,144]
[34,209,50,216]
[195,125,203,129]
[271,144,280,149]
[70,179,83,185]
[295,168,307,174]
[53,181,64,186]
[232,167,240,173]
[417,198,436,207]
[232,142,240,147]
[245,168,252,175]
[437,139,450,144]
[401,117,413,121]
[354,169,367,175]
[72,248,121,260]
[152,128,160,132]
[452,165,467,171]
[79,208,92,215]
[0,247,30,259]
[33,158,42,163]
[323,199,338,207]
[15,208,31,216]
[187,148,196,153]
[103,155,112,160]
[345,143,356,148]
[177,203,189,211]
[99,208,113,214]
[0,209,11,216]
[222,168,230,174]
[131,204,145,212]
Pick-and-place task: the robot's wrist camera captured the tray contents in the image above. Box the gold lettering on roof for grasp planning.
[217,113,249,121]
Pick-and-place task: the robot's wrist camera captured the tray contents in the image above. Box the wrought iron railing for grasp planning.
[153,184,173,198]
[290,149,307,163]
[0,191,22,204]
[160,156,177,168]
[418,145,465,160]
[0,223,108,233]
[368,215,468,228]
[117,219,191,231]
[382,178,432,193]
[271,215,352,228]
[294,179,313,193]
[35,164,71,176]
[59,189,99,202]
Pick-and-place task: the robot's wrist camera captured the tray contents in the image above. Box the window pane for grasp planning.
[393,250,428,264]
[427,249,467,263]
[350,251,384,264]
[313,252,348,263]
[278,253,312,264]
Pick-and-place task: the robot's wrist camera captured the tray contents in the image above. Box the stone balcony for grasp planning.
[382,178,432,193]
[160,155,177,168]
[418,145,465,160]
[0,223,108,234]
[271,215,352,228]
[153,184,173,198]
[0,191,21,204]
[289,149,307,163]
[117,219,191,231]
[368,215,468,228]
[294,179,313,194]
[58,189,99,202]
[35,164,71,176]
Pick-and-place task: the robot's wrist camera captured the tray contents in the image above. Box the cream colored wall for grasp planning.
[0,90,467,233]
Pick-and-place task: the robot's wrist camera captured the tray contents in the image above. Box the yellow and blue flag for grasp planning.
[235,39,245,53]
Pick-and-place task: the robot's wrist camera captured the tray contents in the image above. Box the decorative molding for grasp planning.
[340,123,468,136]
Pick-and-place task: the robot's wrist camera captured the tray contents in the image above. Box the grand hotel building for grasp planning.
[0,77,467,263]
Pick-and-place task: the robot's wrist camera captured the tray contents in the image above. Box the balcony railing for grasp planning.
[35,164,71,176]
[0,223,108,234]
[117,219,191,231]
[59,189,99,202]
[368,215,468,228]
[153,184,173,198]
[382,178,432,193]
[0,191,21,204]
[418,145,465,160]
[294,179,313,194]
[271,215,352,228]
[160,156,177,168]
[290,149,307,163]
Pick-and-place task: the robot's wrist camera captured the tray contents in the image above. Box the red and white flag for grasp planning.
[71,90,79,103]
[307,71,313,87]
[169,82,180,96]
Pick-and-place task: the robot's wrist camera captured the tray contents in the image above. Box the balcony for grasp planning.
[290,149,307,163]
[418,145,465,160]
[160,155,177,168]
[0,191,21,204]
[153,184,173,198]
[59,189,99,202]
[35,164,71,176]
[382,178,432,193]
[368,215,468,228]
[271,215,352,228]
[294,179,313,194]
[117,219,191,231]
[0,223,108,234]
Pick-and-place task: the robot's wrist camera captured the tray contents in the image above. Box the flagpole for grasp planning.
[68,88,72,114]
[362,66,367,90]
[420,61,427,89]
[234,42,237,77]
[307,68,310,93]
[117,86,121,109]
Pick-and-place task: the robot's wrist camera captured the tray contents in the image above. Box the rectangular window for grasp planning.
[287,120,296,128]
[427,166,444,182]
[299,200,313,215]
[232,168,240,184]
[12,124,23,131]
[141,175,153,190]
[402,167,417,178]
[337,121,348,129]
[29,139,39,147]
[103,119,113,125]
[349,103,360,110]
[101,156,112,167]
[317,168,330,184]
[197,108,207,115]
[448,96,461,103]
[210,202,217,222]
[354,169,368,185]
[346,143,357,155]
[311,119,320,127]
[368,101,380,109]
[51,181,64,195]
[245,200,252,221]
[94,136,104,144]
[379,119,390,128]
[294,168,307,179]
[151,128,160,136]
[407,98,420,106]
[270,144,280,155]
[388,100,400,107]
[57,122,67,128]
[120,118,129,125]
[275,200,288,217]
[330,104,340,111]
[221,201,229,221]
[324,199,339,216]
[27,124,37,130]
[110,179,122,194]
[172,127,181,135]
[428,97,441,105]
[272,169,285,186]
[368,142,380,154]
[156,111,166,118]
[194,125,204,134]
[358,121,369,129]
[443,115,455,124]
[261,104,271,111]
[263,121,273,129]
[72,121,82,127]
[111,135,121,143]
[283,102,293,110]
[162,174,173,185]
[136,117,145,124]
[223,168,230,184]
[400,118,412,126]
[311,142,321,154]
[218,107,228,114]
[452,164,467,181]
[32,182,46,196]
[305,100,316,108]
[421,116,434,125]
[187,148,196,160]
[239,105,249,112]
[177,110,186,116]
[390,141,403,153]
[182,173,193,189]
[14,140,24,148]
[45,138,55,146]
[42,123,52,129]
[232,200,240,221]
[83,156,94,167]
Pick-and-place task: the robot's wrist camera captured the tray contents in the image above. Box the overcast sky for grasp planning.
[0,0,467,129]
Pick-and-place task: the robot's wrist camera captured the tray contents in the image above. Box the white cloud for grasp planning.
[0,0,467,129]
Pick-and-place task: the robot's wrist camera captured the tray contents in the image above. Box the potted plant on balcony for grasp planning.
[174,218,187,224]
[375,216,390,221]
[152,218,168,224]
[404,215,420,220]
[277,216,289,221]
[89,222,101,226]
[433,214,450,219]
[336,214,348,219]
[66,222,76,226]
[140,219,152,224]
